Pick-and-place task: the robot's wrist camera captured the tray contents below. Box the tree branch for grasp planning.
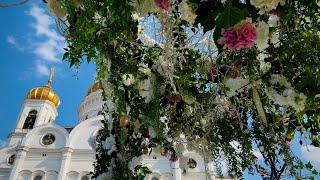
[0,0,30,8]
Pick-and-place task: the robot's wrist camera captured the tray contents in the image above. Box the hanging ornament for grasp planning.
[47,0,67,18]
[143,147,149,155]
[120,115,131,127]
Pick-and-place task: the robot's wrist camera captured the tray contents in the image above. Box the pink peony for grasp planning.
[218,18,257,50]
[154,0,170,11]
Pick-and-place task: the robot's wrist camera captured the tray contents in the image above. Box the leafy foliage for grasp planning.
[46,0,320,179]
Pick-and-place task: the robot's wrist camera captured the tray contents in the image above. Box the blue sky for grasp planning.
[0,1,319,179]
[0,1,95,145]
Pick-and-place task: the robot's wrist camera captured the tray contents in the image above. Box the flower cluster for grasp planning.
[218,18,258,50]
[49,0,320,179]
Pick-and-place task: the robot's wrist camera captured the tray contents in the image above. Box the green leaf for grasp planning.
[192,0,224,33]
[306,162,313,169]
[213,5,245,43]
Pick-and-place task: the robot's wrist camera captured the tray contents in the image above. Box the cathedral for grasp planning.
[0,73,220,180]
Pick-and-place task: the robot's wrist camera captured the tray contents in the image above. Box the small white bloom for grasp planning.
[94,11,102,23]
[255,21,269,51]
[179,1,197,25]
[250,0,285,14]
[137,77,154,103]
[268,14,279,27]
[270,31,280,47]
[266,74,307,111]
[138,63,151,76]
[122,74,135,86]
[132,13,140,20]
[154,56,172,76]
[103,135,117,155]
[257,53,269,61]
[259,61,271,74]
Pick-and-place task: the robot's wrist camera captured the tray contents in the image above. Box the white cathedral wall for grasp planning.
[68,151,95,173]
[22,151,61,172]
[0,169,10,180]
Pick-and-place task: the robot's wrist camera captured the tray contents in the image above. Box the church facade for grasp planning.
[0,76,221,180]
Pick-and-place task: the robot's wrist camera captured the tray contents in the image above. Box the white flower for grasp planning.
[138,63,151,76]
[224,77,250,97]
[137,76,154,103]
[132,13,140,20]
[268,14,279,27]
[266,74,307,112]
[221,0,227,4]
[259,61,271,74]
[257,53,269,61]
[255,21,269,51]
[213,95,230,114]
[122,74,135,86]
[270,31,280,47]
[94,12,102,23]
[179,1,197,25]
[103,135,117,155]
[154,56,173,76]
[250,0,285,13]
[148,127,157,138]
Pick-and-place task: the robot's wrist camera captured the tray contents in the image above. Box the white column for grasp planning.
[58,148,73,180]
[171,160,181,180]
[9,146,29,180]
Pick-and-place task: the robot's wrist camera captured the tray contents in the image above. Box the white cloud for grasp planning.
[35,61,50,77]
[6,35,24,51]
[28,6,63,41]
[28,5,64,63]
[0,139,6,148]
[34,40,60,62]
[301,145,320,170]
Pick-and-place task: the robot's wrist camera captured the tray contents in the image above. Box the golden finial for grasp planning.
[47,68,55,86]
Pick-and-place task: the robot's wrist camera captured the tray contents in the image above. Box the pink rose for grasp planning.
[154,0,170,11]
[218,18,257,50]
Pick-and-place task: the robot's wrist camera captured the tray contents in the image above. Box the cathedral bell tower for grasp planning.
[9,68,60,145]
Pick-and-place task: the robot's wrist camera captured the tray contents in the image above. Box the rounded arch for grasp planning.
[21,123,69,149]
[18,170,32,180]
[67,118,103,150]
[32,170,45,180]
[79,171,91,180]
[46,170,58,180]
[67,171,79,180]
[146,172,162,180]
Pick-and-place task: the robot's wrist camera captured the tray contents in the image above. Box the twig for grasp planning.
[0,0,30,8]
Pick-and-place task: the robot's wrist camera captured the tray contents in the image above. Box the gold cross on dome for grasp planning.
[47,68,55,85]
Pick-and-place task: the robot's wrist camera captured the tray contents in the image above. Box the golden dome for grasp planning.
[27,84,60,107]
[26,68,60,107]
[86,81,102,96]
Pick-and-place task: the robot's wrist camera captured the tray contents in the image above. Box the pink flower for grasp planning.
[231,70,241,79]
[167,93,182,103]
[218,18,257,50]
[154,0,170,11]
[207,66,219,81]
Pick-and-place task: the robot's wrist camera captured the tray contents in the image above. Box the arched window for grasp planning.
[33,175,43,180]
[80,176,89,180]
[23,110,37,129]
